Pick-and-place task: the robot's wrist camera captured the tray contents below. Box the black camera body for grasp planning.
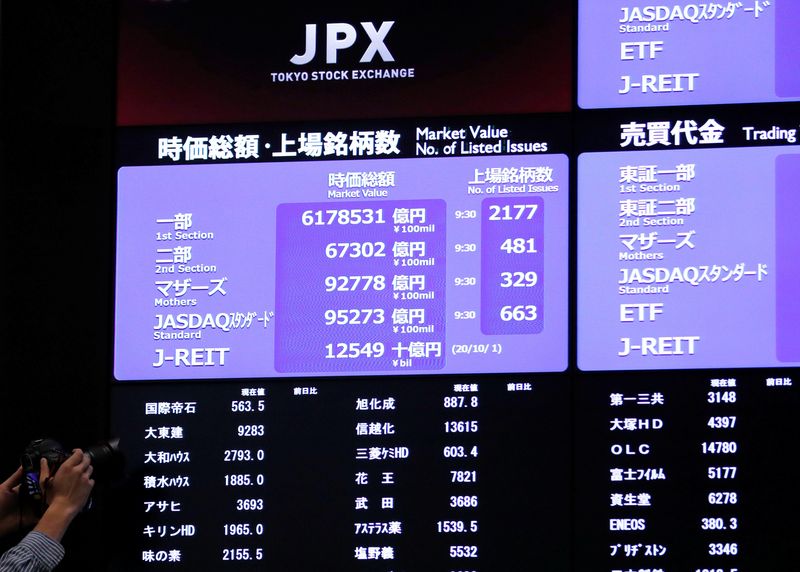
[19,437,122,513]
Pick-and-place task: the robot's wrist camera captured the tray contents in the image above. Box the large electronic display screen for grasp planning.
[109,2,798,571]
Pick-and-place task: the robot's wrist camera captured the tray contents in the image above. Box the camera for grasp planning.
[19,437,123,513]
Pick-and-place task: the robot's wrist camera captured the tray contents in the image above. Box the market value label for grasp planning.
[577,146,800,370]
[578,0,800,108]
[115,155,569,380]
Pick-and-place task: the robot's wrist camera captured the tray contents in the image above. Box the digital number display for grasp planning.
[114,156,569,379]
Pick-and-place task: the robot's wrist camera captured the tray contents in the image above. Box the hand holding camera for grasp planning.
[1,438,122,543]
[0,451,94,543]
[40,451,95,519]
[34,450,95,542]
[0,467,35,537]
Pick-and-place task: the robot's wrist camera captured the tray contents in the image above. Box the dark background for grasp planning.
[2,1,114,568]
[116,0,572,125]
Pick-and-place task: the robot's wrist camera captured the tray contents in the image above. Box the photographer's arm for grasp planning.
[0,451,94,572]
[34,451,94,543]
[0,467,33,538]
[0,532,63,572]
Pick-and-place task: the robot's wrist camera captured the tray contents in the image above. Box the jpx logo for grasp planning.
[290,21,395,65]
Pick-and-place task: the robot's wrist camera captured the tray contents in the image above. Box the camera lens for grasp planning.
[84,437,124,479]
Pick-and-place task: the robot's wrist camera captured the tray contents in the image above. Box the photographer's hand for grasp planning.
[0,467,38,538]
[33,450,94,542]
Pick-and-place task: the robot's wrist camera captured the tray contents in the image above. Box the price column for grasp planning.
[439,384,481,570]
[698,378,741,571]
[219,388,268,566]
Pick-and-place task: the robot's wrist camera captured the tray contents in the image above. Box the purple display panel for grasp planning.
[578,146,800,371]
[274,200,447,373]
[481,198,545,335]
[115,155,568,380]
[776,154,800,362]
[776,1,800,96]
[578,0,800,108]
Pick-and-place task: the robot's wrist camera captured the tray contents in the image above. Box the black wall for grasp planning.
[2,2,114,569]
